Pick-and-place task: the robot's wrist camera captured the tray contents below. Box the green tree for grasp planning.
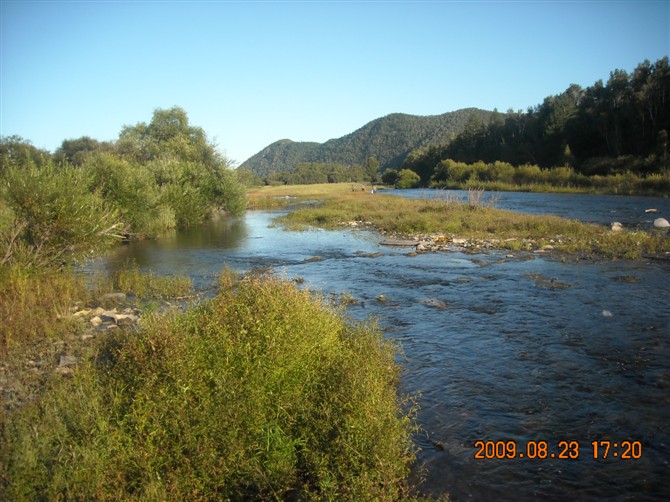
[54,136,113,166]
[116,107,246,216]
[84,152,165,235]
[395,169,420,188]
[116,106,222,168]
[0,136,51,173]
[381,168,398,186]
[364,156,381,182]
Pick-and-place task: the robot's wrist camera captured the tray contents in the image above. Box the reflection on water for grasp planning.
[94,198,670,501]
[103,215,249,285]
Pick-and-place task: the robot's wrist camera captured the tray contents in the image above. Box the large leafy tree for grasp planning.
[116,106,221,168]
[53,136,114,166]
[115,106,246,216]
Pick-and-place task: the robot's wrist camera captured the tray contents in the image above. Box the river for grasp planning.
[98,190,670,501]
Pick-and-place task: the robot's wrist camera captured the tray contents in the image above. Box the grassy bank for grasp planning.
[1,268,420,500]
[249,184,670,260]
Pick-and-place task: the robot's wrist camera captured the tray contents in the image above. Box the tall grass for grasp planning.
[0,268,88,352]
[114,265,193,300]
[1,272,419,500]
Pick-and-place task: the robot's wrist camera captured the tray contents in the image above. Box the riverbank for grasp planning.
[248,183,670,260]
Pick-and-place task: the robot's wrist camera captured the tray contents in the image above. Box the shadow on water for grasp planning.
[93,200,670,501]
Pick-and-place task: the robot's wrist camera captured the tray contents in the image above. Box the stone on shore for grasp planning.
[114,313,139,326]
[653,218,670,229]
[58,355,78,367]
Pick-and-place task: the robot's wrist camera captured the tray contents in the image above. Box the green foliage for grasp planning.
[235,167,264,187]
[1,274,418,500]
[1,162,123,268]
[53,136,114,166]
[428,158,669,195]
[116,106,220,167]
[85,152,167,236]
[1,108,247,265]
[395,169,421,188]
[0,136,51,173]
[439,57,670,175]
[382,168,399,185]
[115,106,246,217]
[364,156,381,182]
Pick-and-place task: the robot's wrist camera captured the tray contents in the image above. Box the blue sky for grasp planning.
[2,1,669,166]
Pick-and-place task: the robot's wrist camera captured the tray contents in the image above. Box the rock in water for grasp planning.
[653,218,670,229]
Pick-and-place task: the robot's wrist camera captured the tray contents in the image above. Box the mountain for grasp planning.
[239,108,494,177]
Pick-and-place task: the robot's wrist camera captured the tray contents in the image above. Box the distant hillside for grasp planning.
[240,108,493,177]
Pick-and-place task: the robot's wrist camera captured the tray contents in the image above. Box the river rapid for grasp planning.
[99,190,670,501]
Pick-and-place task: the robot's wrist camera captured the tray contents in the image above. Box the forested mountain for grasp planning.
[239,108,493,177]
[404,57,670,182]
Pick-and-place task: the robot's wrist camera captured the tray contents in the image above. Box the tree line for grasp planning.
[252,158,382,186]
[0,107,246,269]
[400,57,670,185]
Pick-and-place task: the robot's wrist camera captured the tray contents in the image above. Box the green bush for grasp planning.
[84,153,167,236]
[149,158,246,224]
[1,274,418,500]
[395,169,421,189]
[1,162,123,268]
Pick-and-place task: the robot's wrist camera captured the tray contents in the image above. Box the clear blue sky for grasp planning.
[2,0,669,166]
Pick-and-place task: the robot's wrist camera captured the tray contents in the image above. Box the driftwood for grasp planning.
[379,239,419,247]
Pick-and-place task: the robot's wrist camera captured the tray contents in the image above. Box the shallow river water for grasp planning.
[98,190,670,501]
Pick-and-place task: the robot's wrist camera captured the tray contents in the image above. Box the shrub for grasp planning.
[1,162,123,268]
[1,274,418,500]
[84,153,166,236]
[395,169,421,189]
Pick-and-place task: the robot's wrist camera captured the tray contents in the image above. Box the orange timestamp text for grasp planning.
[474,440,642,460]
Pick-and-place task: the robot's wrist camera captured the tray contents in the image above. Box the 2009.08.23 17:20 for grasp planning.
[474,440,642,460]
